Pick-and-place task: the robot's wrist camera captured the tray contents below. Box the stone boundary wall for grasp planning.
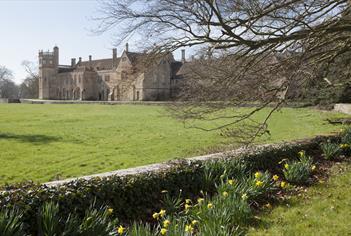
[20,99,311,107]
[20,99,172,105]
[334,103,351,115]
[45,134,337,187]
[0,98,20,103]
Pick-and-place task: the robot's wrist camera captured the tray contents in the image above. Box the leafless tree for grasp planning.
[95,0,351,143]
[0,65,18,99]
[19,61,39,99]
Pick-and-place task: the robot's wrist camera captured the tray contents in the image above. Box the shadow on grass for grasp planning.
[0,133,61,144]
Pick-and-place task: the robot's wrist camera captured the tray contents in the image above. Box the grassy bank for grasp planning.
[248,162,351,236]
[0,104,345,184]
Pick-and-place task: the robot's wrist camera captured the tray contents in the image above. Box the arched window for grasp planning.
[121,71,128,80]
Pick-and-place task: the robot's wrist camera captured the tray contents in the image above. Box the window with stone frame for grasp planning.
[121,71,128,80]
[105,75,110,82]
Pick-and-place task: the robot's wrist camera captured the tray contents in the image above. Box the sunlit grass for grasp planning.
[248,163,351,236]
[0,104,346,184]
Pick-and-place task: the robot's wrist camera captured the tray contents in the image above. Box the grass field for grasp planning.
[0,104,346,184]
[248,163,351,236]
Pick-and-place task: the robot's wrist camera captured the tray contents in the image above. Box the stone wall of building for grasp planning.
[38,45,185,101]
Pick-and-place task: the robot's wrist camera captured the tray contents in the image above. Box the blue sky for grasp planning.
[0,0,147,83]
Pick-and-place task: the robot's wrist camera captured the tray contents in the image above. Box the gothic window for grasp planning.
[121,71,128,80]
[43,60,46,65]
[79,75,82,83]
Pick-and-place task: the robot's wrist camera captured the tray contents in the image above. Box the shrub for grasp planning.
[341,126,351,144]
[321,141,341,160]
[283,151,314,185]
[0,135,333,234]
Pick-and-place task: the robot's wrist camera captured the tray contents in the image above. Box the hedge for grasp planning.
[0,134,338,234]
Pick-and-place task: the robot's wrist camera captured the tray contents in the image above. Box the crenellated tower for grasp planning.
[38,46,59,99]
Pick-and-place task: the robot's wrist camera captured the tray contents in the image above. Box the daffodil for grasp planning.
[284,163,289,169]
[185,204,191,211]
[185,224,194,233]
[152,212,160,220]
[222,191,229,197]
[254,172,262,179]
[241,193,248,200]
[311,165,316,171]
[207,203,214,209]
[185,199,192,204]
[340,143,350,149]
[191,220,199,225]
[107,208,113,215]
[163,220,171,228]
[281,181,287,188]
[160,228,168,235]
[228,179,235,185]
[265,203,272,209]
[161,190,168,194]
[117,225,125,235]
[197,198,204,204]
[272,175,279,181]
[255,180,264,187]
[298,151,305,158]
[159,209,166,218]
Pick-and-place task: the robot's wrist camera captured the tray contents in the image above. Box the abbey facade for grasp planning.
[38,45,185,101]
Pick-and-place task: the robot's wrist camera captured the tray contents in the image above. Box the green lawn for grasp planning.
[0,104,346,184]
[248,163,351,236]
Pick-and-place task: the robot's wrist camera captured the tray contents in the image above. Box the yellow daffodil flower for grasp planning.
[207,203,214,209]
[159,209,166,217]
[228,179,235,185]
[222,191,229,197]
[254,172,262,179]
[185,199,192,204]
[311,165,316,171]
[255,180,264,187]
[281,181,287,188]
[185,224,194,233]
[197,198,204,204]
[284,163,289,169]
[107,208,113,215]
[117,225,125,235]
[160,228,168,235]
[152,212,160,220]
[241,193,248,200]
[191,220,199,225]
[298,151,305,158]
[185,204,191,211]
[272,175,279,181]
[163,220,171,228]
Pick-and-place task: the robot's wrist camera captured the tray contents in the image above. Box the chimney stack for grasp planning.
[125,43,129,53]
[53,46,59,66]
[89,55,92,69]
[71,58,76,67]
[112,48,117,67]
[181,49,186,63]
[78,57,82,65]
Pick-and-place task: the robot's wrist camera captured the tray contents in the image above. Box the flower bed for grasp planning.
[0,133,341,234]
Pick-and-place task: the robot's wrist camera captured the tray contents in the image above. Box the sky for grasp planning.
[0,0,158,84]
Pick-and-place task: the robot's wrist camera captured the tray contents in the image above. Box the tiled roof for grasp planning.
[80,58,120,71]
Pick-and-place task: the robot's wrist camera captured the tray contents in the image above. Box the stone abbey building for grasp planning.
[38,45,185,101]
